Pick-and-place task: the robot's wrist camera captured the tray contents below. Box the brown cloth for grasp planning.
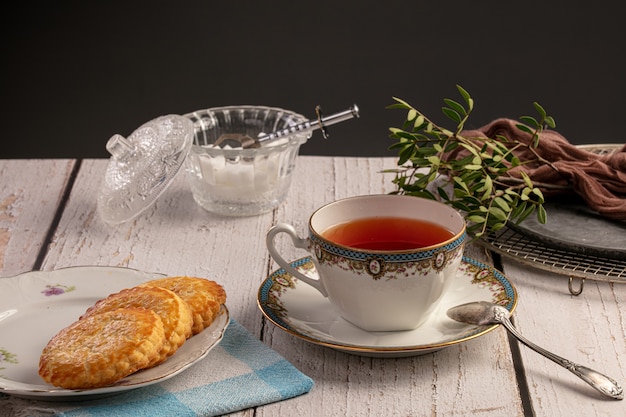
[450,118,626,220]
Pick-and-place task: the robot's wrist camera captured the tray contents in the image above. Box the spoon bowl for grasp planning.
[447,301,623,400]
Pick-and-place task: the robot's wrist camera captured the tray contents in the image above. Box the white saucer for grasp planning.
[258,256,517,357]
[0,266,229,401]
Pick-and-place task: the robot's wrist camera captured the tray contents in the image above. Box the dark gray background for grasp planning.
[2,1,624,159]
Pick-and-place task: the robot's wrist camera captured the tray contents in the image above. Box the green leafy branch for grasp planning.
[386,85,556,238]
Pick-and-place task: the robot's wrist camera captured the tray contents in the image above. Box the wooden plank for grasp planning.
[500,258,626,417]
[0,159,75,277]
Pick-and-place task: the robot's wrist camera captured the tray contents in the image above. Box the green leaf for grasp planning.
[407,189,437,200]
[467,215,486,223]
[386,103,408,110]
[388,141,408,150]
[397,144,416,165]
[520,171,533,188]
[456,85,472,109]
[452,176,470,194]
[494,196,511,212]
[478,175,493,192]
[519,116,539,128]
[463,164,482,170]
[533,102,547,118]
[443,99,467,117]
[491,222,506,231]
[488,206,508,221]
[537,204,547,223]
[389,97,411,108]
[516,124,534,135]
[442,107,462,123]
[518,204,536,223]
[532,187,545,203]
[479,180,493,201]
[509,201,526,220]
[458,142,480,157]
[451,200,472,213]
[389,127,403,134]
[413,114,425,129]
[426,155,441,165]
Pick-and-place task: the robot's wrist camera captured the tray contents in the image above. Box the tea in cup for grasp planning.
[266,194,467,332]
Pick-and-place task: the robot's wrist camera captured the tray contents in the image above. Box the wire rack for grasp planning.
[479,143,625,294]
[480,226,626,294]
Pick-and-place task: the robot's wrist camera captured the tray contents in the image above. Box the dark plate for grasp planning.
[509,197,626,260]
[509,144,625,260]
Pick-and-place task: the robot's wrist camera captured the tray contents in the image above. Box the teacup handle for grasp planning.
[266,223,329,297]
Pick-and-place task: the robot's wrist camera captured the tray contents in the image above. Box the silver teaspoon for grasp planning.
[447,301,624,400]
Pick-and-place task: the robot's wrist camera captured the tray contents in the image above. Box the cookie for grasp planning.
[80,286,193,365]
[39,308,165,389]
[139,276,226,334]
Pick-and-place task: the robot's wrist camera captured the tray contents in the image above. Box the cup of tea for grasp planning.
[266,194,467,332]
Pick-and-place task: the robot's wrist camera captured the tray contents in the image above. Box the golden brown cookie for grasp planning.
[80,286,193,365]
[39,308,165,389]
[139,276,226,334]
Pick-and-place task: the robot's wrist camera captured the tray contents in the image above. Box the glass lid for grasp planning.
[97,114,193,224]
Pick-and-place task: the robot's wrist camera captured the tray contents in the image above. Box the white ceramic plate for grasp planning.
[0,266,229,401]
[258,256,517,357]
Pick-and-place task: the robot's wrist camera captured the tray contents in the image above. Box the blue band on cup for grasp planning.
[310,231,467,263]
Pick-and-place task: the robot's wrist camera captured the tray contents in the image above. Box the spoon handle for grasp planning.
[256,105,359,144]
[500,317,623,400]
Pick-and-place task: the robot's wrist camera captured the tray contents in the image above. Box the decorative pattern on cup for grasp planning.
[310,231,466,280]
[262,256,514,325]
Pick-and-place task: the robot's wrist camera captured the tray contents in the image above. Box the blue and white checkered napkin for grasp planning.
[2,320,314,417]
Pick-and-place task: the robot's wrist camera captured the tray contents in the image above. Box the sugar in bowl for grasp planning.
[184,106,312,216]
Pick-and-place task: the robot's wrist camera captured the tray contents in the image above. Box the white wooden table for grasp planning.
[1,157,624,417]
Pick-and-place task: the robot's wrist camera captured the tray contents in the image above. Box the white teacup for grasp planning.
[266,194,467,332]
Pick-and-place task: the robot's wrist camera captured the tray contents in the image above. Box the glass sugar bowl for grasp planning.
[184,106,312,216]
